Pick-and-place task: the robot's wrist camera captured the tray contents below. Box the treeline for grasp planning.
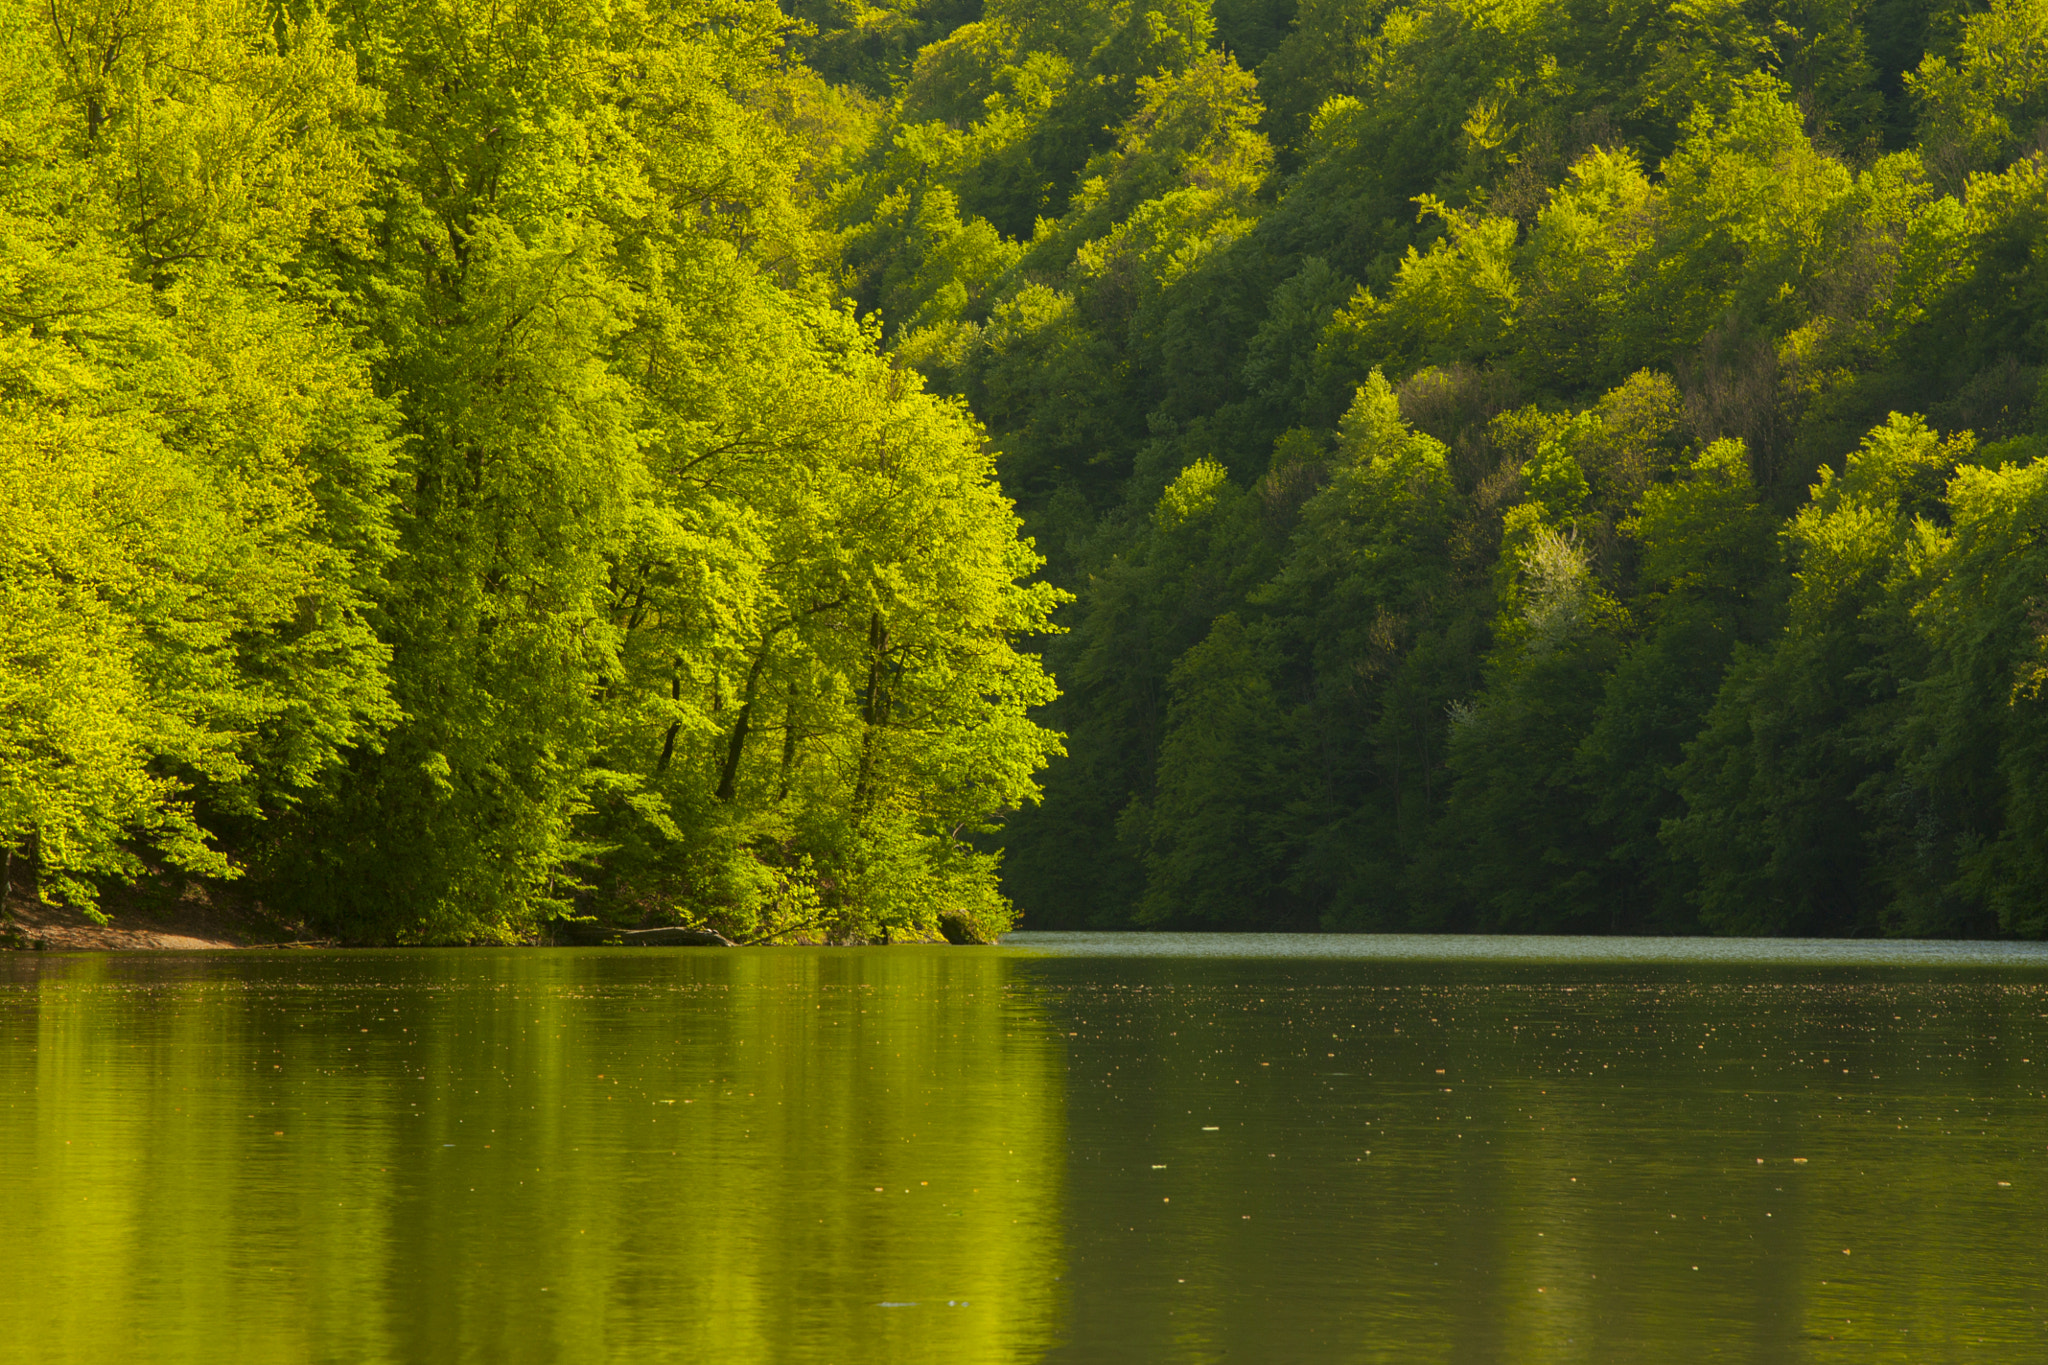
[816,0,2048,935]
[0,0,1062,943]
[11,0,2048,943]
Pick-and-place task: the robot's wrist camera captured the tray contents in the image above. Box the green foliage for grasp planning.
[812,0,2048,939]
[0,0,1064,943]
[0,0,397,918]
[1664,417,1970,935]
[1910,0,2048,186]
[14,0,2048,941]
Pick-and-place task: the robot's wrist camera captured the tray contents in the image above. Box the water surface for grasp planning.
[4,935,2045,1362]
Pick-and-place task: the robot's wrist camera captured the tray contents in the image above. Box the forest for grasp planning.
[0,0,1062,944]
[3,0,2047,941]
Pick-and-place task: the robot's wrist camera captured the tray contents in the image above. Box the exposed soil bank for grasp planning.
[0,870,319,952]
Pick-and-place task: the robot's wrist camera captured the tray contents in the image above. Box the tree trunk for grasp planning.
[852,613,890,811]
[775,685,800,801]
[654,671,682,774]
[714,633,778,802]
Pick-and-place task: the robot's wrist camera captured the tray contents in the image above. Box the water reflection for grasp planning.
[0,950,1065,1363]
[4,938,2047,1362]
[1011,948,2048,1362]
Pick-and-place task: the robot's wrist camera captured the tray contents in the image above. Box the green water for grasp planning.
[4,936,2047,1363]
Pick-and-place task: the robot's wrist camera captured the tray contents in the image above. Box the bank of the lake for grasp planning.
[0,893,309,953]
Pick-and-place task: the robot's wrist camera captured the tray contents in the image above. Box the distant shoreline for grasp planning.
[13,907,2048,961]
[0,897,980,952]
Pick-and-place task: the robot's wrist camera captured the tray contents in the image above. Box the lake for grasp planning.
[4,934,2047,1362]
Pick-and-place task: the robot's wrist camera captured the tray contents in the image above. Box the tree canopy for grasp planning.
[0,0,1059,943]
[7,0,2048,940]
[816,0,2048,937]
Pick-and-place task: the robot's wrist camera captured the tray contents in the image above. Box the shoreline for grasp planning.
[0,895,315,952]
[0,891,980,952]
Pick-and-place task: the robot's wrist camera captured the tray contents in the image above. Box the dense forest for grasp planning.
[807,0,2048,938]
[0,0,1061,944]
[3,0,2047,941]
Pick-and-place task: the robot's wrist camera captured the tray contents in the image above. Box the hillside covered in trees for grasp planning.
[5,0,2048,942]
[812,0,2048,937]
